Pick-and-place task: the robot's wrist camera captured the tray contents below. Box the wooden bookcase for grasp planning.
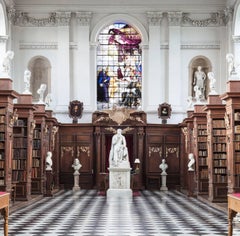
[0,79,19,194]
[204,97,227,202]
[221,80,240,193]
[192,105,208,195]
[13,95,35,200]
[0,108,6,189]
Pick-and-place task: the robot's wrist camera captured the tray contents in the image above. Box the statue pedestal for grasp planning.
[72,172,80,191]
[45,170,53,197]
[160,173,168,191]
[107,166,132,199]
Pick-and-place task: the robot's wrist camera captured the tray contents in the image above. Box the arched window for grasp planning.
[97,23,142,110]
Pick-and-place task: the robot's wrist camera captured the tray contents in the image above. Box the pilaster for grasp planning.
[167,12,182,111]
[146,12,163,110]
[74,12,92,110]
[55,12,71,112]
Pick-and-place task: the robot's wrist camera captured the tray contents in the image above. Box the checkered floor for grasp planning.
[1,189,240,235]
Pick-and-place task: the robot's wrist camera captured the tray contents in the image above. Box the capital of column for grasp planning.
[167,12,182,26]
[0,35,8,43]
[146,12,163,26]
[56,12,71,26]
[232,35,240,44]
[76,12,92,26]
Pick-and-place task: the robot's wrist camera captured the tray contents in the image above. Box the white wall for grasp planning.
[6,1,234,124]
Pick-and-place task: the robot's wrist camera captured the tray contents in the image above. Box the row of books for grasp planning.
[31,167,41,178]
[213,159,227,167]
[213,143,226,152]
[213,153,227,159]
[199,169,208,179]
[13,149,27,159]
[214,168,227,174]
[212,120,225,128]
[13,137,28,148]
[12,159,27,169]
[12,170,27,182]
[213,175,227,183]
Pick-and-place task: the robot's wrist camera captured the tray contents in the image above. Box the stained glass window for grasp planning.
[97,23,142,110]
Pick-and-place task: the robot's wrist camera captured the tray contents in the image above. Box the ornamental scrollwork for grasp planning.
[166,146,179,158]
[77,146,90,157]
[61,146,74,157]
[149,146,162,157]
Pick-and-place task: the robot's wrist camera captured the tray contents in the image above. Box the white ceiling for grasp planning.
[8,0,232,14]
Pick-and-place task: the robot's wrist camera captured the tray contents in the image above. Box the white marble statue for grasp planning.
[1,51,14,77]
[194,85,202,103]
[37,83,47,104]
[109,128,129,167]
[159,159,168,175]
[226,53,234,76]
[187,96,194,110]
[193,66,206,98]
[72,158,82,175]
[44,93,52,108]
[23,69,32,94]
[208,72,217,95]
[46,151,53,171]
[188,153,195,171]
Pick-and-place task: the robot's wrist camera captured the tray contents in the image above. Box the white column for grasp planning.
[146,12,163,111]
[74,12,92,111]
[167,12,182,112]
[55,12,71,112]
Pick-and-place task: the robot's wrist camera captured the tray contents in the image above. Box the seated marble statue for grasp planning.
[109,128,129,167]
[159,159,168,175]
[46,151,53,171]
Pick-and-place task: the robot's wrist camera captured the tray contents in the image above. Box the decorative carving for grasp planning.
[56,12,71,26]
[9,109,18,128]
[77,146,90,157]
[182,13,218,27]
[51,126,59,150]
[224,113,230,130]
[61,146,74,157]
[146,12,163,26]
[166,146,179,158]
[149,146,162,157]
[182,127,188,152]
[167,12,182,26]
[76,12,92,26]
[19,42,58,50]
[105,126,134,134]
[8,8,57,27]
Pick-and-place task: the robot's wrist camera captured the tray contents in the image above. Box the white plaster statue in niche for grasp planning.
[72,158,82,174]
[23,69,32,94]
[1,51,14,77]
[109,128,129,167]
[159,159,168,175]
[46,151,53,171]
[37,83,47,104]
[193,66,206,98]
[208,72,217,95]
[188,153,195,171]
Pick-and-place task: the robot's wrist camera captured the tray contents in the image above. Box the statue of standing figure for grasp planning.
[1,51,14,77]
[109,128,129,167]
[193,66,206,99]
[23,69,32,94]
[37,83,47,104]
[208,72,217,95]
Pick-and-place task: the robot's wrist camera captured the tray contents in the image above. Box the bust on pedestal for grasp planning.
[159,159,168,191]
[45,151,53,196]
[188,153,195,197]
[107,129,132,199]
[72,158,82,191]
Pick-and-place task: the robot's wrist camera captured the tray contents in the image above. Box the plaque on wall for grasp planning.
[158,103,172,124]
[69,100,83,123]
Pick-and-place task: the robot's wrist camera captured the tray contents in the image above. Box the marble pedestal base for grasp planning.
[107,166,132,199]
[72,172,80,191]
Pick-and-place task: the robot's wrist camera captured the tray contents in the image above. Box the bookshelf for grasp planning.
[192,105,208,195]
[31,124,42,194]
[0,108,6,189]
[221,80,240,193]
[209,117,227,202]
[12,118,28,200]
